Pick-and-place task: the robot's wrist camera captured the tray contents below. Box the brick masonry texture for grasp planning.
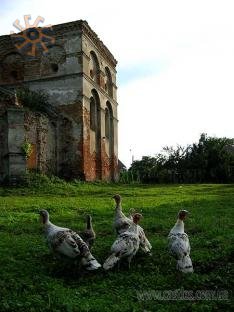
[0,20,118,183]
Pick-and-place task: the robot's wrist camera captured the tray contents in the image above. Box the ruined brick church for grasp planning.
[0,20,119,183]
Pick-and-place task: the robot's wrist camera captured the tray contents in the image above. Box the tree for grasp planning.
[128,134,234,183]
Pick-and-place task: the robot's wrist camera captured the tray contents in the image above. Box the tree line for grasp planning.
[123,134,234,183]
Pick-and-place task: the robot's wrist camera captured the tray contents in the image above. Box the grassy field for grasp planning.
[0,178,233,311]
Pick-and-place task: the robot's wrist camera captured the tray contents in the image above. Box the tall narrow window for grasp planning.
[105,101,113,142]
[90,97,96,130]
[90,89,101,179]
[105,108,110,139]
[90,51,100,85]
[105,67,113,97]
[105,101,114,178]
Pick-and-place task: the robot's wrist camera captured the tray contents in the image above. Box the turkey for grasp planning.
[168,210,193,273]
[132,213,152,255]
[128,208,136,221]
[79,215,96,249]
[113,194,132,234]
[39,210,101,271]
[103,221,140,270]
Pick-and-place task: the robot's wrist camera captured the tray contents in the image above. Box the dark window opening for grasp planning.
[90,51,100,85]
[10,70,19,80]
[105,108,110,139]
[90,97,96,131]
[105,67,113,97]
[51,63,59,72]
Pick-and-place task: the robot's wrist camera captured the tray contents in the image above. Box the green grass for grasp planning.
[0,181,233,311]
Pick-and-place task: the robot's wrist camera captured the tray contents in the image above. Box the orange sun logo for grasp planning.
[10,15,55,57]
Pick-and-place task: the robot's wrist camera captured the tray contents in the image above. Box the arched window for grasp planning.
[105,101,114,178]
[105,101,113,140]
[90,89,100,132]
[90,89,102,179]
[105,67,113,97]
[90,51,100,85]
[0,53,24,84]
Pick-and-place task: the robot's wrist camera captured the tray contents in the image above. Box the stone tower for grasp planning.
[0,20,118,183]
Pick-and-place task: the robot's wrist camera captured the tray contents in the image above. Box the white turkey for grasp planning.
[39,210,101,271]
[79,215,96,249]
[113,194,132,234]
[132,213,152,255]
[103,221,140,270]
[168,210,193,273]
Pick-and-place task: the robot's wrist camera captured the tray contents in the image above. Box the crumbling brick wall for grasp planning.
[24,111,57,175]
[0,20,119,182]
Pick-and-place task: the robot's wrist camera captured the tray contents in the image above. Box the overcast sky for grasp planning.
[1,0,234,167]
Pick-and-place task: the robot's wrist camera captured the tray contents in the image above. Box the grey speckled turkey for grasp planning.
[132,213,152,255]
[168,210,193,273]
[113,194,132,234]
[103,221,140,270]
[39,210,101,271]
[79,215,96,249]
